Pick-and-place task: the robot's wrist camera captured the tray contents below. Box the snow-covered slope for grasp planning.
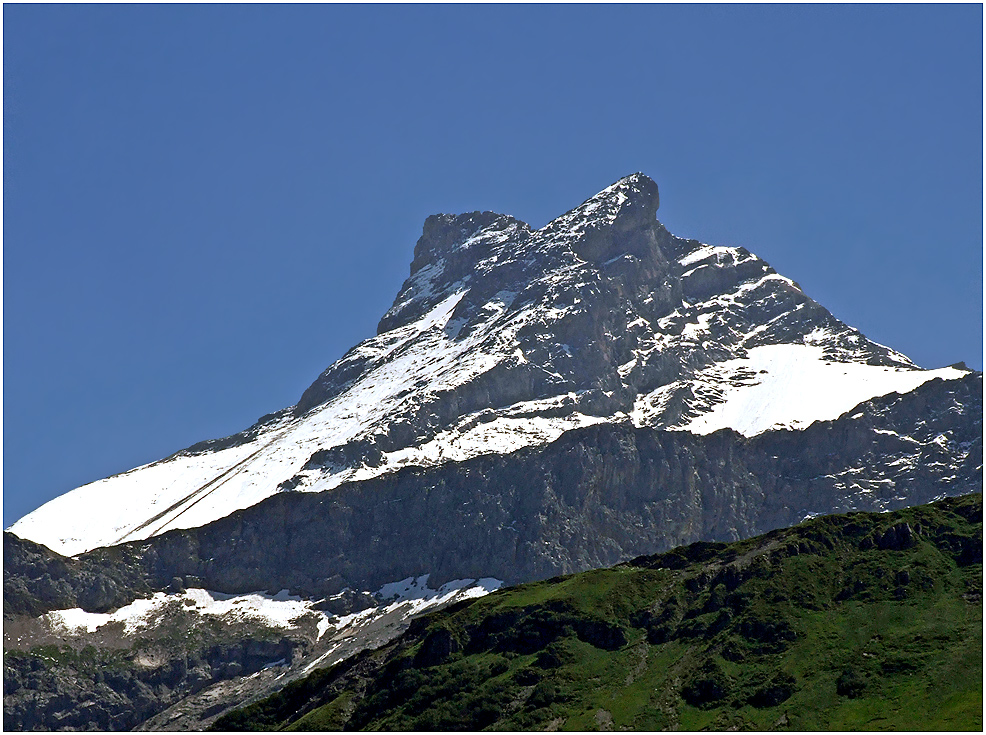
[8,174,972,555]
[634,343,965,436]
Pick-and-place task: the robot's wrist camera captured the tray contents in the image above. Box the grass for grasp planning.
[284,691,355,731]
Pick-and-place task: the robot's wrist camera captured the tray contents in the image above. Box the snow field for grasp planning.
[42,576,504,643]
[634,343,966,436]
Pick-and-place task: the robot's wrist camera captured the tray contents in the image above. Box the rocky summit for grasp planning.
[4,174,981,730]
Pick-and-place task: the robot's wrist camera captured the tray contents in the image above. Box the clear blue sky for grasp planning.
[4,4,982,528]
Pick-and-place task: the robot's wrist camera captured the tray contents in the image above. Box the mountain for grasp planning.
[211,493,983,731]
[8,174,972,556]
[4,174,981,730]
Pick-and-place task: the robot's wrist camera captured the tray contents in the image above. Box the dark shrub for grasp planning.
[682,663,731,707]
[529,680,568,708]
[748,672,796,708]
[836,669,866,698]
[414,628,459,668]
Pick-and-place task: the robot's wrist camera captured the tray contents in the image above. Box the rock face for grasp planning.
[3,535,499,732]
[3,534,151,619]
[55,371,985,601]
[3,173,982,731]
[3,632,297,731]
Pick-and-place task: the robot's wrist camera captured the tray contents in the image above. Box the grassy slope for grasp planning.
[214,494,982,731]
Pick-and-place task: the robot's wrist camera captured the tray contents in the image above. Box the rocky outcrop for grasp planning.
[3,633,298,731]
[3,534,149,618]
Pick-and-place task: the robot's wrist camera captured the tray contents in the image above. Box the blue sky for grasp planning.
[4,4,982,528]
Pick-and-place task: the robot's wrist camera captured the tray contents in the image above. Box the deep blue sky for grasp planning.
[4,4,982,528]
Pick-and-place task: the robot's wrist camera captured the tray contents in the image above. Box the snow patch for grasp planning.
[377,574,502,603]
[301,575,503,674]
[678,245,743,268]
[12,289,528,555]
[42,575,503,647]
[46,588,321,636]
[677,344,967,437]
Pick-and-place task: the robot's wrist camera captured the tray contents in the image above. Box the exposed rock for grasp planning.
[3,534,148,618]
[2,635,299,731]
[876,523,917,551]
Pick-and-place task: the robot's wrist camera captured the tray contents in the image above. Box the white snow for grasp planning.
[618,358,638,378]
[673,344,967,436]
[46,588,319,636]
[11,289,544,555]
[7,438,283,557]
[377,574,502,603]
[681,312,715,343]
[678,244,745,268]
[42,576,503,649]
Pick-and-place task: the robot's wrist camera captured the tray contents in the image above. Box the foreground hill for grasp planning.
[215,493,983,732]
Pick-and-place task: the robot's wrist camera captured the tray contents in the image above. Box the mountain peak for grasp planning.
[404,174,660,283]
[545,173,659,229]
[377,210,532,334]
[10,173,972,556]
[594,172,660,215]
[409,211,528,277]
[579,172,659,221]
[538,173,661,264]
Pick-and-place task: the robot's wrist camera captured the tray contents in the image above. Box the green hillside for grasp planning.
[214,494,982,731]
